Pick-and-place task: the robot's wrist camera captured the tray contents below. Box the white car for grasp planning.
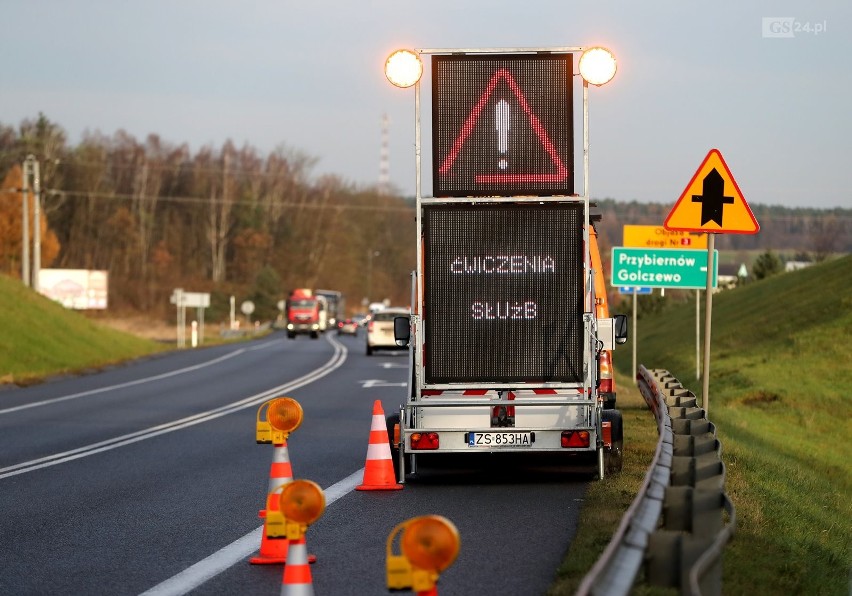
[366,308,409,356]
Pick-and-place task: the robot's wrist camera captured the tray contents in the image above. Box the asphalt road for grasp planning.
[0,331,595,596]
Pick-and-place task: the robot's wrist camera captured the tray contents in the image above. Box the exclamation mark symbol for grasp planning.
[496,99,509,170]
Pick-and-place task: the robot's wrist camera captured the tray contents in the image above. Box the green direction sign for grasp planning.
[611,247,718,289]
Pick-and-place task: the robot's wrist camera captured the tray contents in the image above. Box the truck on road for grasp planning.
[316,289,345,329]
[284,288,327,339]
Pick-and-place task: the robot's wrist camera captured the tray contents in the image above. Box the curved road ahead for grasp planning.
[0,331,594,595]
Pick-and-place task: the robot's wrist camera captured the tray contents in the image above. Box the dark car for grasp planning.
[337,318,359,336]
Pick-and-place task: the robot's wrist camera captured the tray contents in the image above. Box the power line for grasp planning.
[41,189,414,212]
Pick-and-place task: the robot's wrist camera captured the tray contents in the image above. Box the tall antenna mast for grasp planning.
[379,112,390,195]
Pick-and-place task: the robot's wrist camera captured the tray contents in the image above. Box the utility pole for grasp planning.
[21,158,31,286]
[366,250,380,303]
[31,156,42,292]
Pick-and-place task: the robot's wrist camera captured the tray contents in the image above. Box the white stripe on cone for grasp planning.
[366,441,392,460]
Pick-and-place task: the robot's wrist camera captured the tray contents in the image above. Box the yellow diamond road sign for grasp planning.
[664,149,759,234]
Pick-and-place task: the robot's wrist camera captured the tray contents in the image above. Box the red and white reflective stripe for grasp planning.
[281,536,313,596]
[366,411,393,461]
[267,441,294,495]
[423,388,586,397]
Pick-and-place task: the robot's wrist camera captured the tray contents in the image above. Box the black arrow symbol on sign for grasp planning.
[692,168,734,227]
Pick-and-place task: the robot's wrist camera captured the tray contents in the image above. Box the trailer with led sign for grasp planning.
[383,45,627,480]
[432,53,574,197]
[424,203,583,384]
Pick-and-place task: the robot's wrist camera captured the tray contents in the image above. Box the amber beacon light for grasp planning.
[387,515,460,593]
[267,397,303,433]
[279,479,326,526]
[385,49,423,88]
[578,46,617,86]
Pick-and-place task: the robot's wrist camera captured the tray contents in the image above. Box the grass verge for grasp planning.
[550,255,851,595]
[0,274,168,386]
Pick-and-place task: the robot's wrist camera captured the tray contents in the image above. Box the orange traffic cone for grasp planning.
[250,442,317,565]
[356,400,403,490]
[280,536,314,596]
[250,441,294,564]
[266,440,295,495]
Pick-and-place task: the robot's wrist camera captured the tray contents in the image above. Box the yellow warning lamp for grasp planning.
[387,515,460,592]
[256,399,274,444]
[256,397,303,444]
[578,47,617,86]
[385,49,423,88]
[266,479,326,541]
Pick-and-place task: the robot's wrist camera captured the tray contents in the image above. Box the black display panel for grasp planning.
[424,204,584,384]
[432,53,574,198]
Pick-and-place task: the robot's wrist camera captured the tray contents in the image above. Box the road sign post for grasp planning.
[702,235,715,408]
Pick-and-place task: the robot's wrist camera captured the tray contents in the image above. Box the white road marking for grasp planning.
[360,379,407,388]
[0,339,279,415]
[0,337,347,480]
[137,469,364,596]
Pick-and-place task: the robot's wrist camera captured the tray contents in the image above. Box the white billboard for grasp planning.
[38,269,108,310]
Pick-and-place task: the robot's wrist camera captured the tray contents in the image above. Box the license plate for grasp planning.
[468,432,533,447]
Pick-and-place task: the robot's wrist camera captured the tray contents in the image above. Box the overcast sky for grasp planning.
[2,1,849,209]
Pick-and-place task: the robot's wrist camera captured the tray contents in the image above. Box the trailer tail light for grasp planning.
[561,430,590,448]
[410,432,439,450]
[599,350,613,394]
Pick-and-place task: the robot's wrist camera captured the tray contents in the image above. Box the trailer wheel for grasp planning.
[386,413,409,480]
[602,409,624,474]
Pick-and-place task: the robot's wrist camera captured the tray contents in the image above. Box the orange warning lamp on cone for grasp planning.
[256,397,303,444]
[266,479,325,540]
[279,479,326,539]
[270,480,324,596]
[251,396,307,565]
[387,515,460,594]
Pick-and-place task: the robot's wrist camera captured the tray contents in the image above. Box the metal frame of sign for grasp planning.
[408,47,596,392]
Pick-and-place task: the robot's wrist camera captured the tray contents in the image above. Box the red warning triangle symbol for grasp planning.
[438,69,568,184]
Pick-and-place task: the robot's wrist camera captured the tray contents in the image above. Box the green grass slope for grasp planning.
[0,274,168,386]
[615,254,852,594]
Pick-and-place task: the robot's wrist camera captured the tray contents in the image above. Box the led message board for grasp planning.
[424,204,583,384]
[432,53,574,198]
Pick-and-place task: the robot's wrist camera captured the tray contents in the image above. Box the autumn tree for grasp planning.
[0,164,61,278]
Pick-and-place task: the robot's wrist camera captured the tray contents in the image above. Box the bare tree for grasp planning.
[809,216,844,262]
[203,143,236,283]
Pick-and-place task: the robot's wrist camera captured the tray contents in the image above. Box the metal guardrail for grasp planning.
[576,366,735,596]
